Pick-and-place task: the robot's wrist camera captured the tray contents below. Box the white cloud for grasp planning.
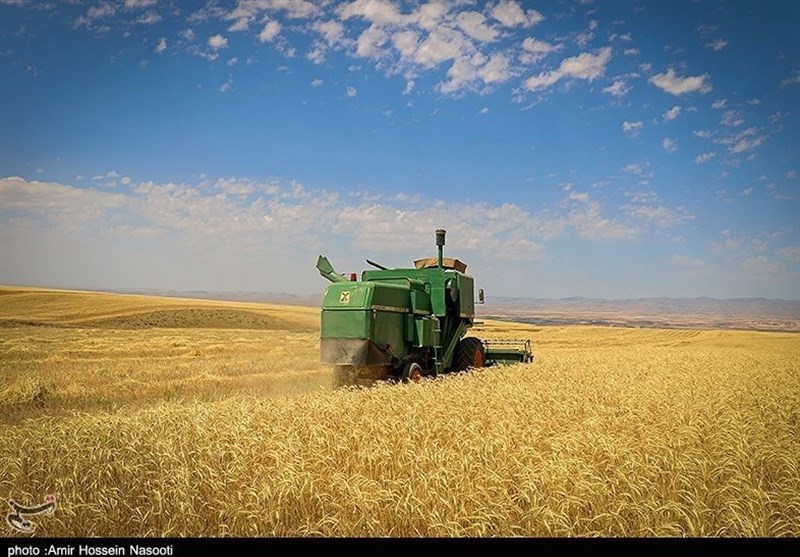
[155,37,167,54]
[649,68,712,95]
[694,130,713,139]
[339,0,407,26]
[479,107,489,114]
[603,79,630,97]
[663,106,681,121]
[491,0,543,27]
[622,163,648,176]
[346,86,357,97]
[520,37,559,63]
[661,137,678,153]
[136,10,161,25]
[456,11,498,43]
[356,24,388,58]
[741,256,785,276]
[575,20,597,48]
[561,189,636,240]
[0,176,129,220]
[781,70,800,86]
[208,34,228,49]
[478,52,511,84]
[624,201,693,228]
[392,30,418,57]
[559,46,611,80]
[315,19,345,45]
[87,3,115,19]
[124,0,156,8]
[729,134,765,154]
[721,109,744,127]
[524,46,612,91]
[259,20,281,42]
[622,120,643,136]
[522,70,561,91]
[310,78,323,87]
[706,39,728,51]
[695,152,716,164]
[413,27,469,67]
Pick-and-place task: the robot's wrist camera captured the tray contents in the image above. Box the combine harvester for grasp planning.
[316,229,533,387]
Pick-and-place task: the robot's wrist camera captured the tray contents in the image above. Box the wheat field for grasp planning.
[1,286,798,537]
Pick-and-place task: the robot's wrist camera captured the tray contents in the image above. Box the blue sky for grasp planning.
[1,0,798,299]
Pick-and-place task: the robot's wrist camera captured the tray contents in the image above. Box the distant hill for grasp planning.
[479,296,800,332]
[15,285,799,332]
[100,288,324,307]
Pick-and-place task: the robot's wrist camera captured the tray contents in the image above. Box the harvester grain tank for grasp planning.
[316,229,534,387]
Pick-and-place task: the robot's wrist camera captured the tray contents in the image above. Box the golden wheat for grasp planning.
[0,287,798,537]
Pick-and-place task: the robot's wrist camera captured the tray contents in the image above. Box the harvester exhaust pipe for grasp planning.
[436,229,446,269]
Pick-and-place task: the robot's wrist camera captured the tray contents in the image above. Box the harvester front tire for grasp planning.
[452,337,485,372]
[401,361,423,383]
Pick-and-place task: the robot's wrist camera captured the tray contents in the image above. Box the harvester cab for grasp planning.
[316,229,534,387]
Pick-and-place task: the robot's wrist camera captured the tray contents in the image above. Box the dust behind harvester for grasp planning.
[316,229,534,387]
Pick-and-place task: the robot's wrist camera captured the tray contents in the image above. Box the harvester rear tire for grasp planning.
[452,337,486,372]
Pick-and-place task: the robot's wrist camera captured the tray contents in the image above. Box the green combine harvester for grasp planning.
[316,229,534,387]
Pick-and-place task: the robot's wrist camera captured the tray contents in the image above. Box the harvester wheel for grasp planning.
[452,337,485,372]
[401,361,423,383]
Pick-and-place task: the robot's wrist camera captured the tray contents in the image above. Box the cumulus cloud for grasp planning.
[663,106,681,121]
[622,120,643,136]
[524,46,612,91]
[135,10,161,25]
[456,11,499,42]
[339,0,406,26]
[0,175,670,267]
[259,20,281,42]
[560,188,636,240]
[662,137,678,152]
[782,70,800,86]
[155,37,167,54]
[490,0,543,28]
[603,79,630,97]
[706,39,728,51]
[208,34,228,49]
[520,37,560,64]
[729,132,765,154]
[695,152,716,164]
[649,68,712,95]
[622,191,693,228]
[124,0,156,8]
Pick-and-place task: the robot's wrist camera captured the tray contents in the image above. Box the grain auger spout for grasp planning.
[316,255,349,283]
